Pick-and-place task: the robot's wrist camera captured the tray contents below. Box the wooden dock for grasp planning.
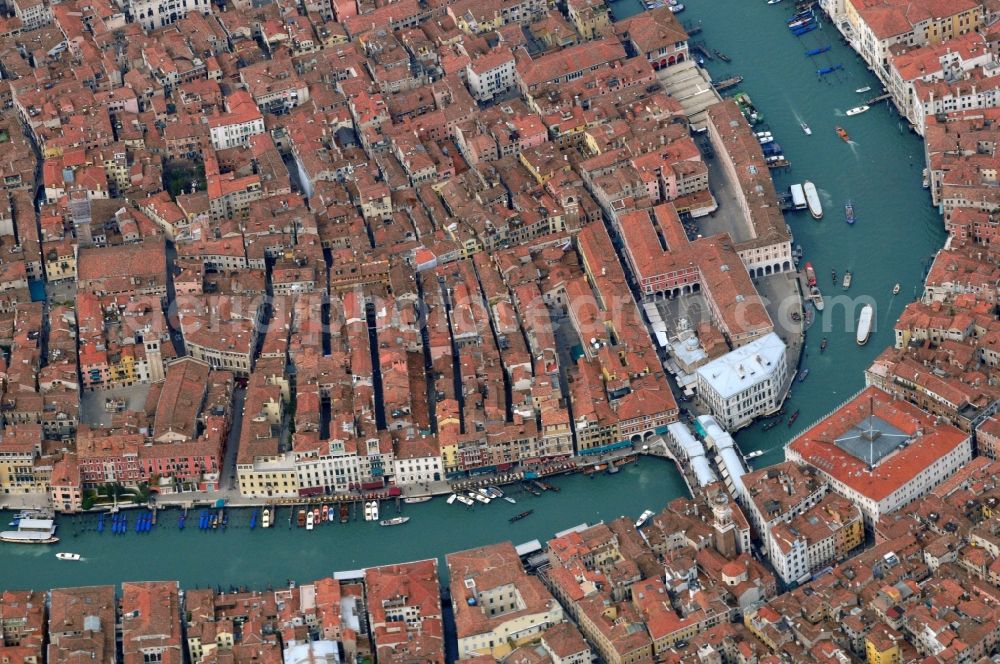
[866,93,891,105]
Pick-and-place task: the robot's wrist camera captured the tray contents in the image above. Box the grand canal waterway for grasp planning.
[610,0,947,458]
[0,0,947,591]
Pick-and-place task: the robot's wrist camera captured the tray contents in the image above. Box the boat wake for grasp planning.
[833,108,845,117]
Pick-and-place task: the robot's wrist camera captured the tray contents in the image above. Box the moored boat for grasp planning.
[845,200,856,225]
[788,410,800,426]
[713,50,731,62]
[713,75,743,91]
[456,494,475,506]
[836,126,850,142]
[370,501,380,521]
[803,181,822,219]
[810,286,824,311]
[469,491,490,504]
[805,262,816,287]
[817,64,843,76]
[1,518,58,544]
[635,509,655,528]
[297,509,306,527]
[403,496,433,504]
[798,368,810,382]
[55,552,80,561]
[820,337,828,352]
[262,508,270,529]
[339,504,350,523]
[305,511,314,531]
[363,502,373,521]
[842,270,852,290]
[805,45,830,56]
[846,105,869,116]
[857,304,873,345]
[486,486,504,499]
[379,516,410,527]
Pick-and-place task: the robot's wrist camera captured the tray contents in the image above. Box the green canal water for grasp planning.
[0,461,683,589]
[612,0,947,459]
[0,1,947,591]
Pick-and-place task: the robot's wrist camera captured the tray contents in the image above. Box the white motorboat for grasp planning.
[456,495,475,506]
[758,135,774,144]
[469,491,490,504]
[855,86,871,93]
[635,509,655,529]
[261,509,270,529]
[363,502,373,521]
[801,122,811,135]
[379,516,410,527]
[810,286,825,311]
[845,105,869,116]
[305,511,314,531]
[403,496,432,504]
[503,496,517,504]
[856,304,873,345]
[746,450,764,459]
[56,552,81,561]
[893,283,900,295]
[446,494,457,505]
[370,501,380,521]
[803,181,823,219]
[486,486,504,498]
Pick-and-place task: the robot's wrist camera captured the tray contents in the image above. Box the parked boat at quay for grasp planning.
[805,262,816,286]
[403,496,432,504]
[809,286,824,311]
[635,509,655,528]
[803,181,822,219]
[714,75,743,91]
[0,518,58,544]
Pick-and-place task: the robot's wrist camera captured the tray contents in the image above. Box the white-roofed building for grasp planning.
[696,332,786,430]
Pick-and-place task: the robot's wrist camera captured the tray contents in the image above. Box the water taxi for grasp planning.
[842,270,852,290]
[846,105,869,116]
[855,86,872,93]
[363,502,373,521]
[800,122,811,135]
[810,286,824,311]
[836,126,850,142]
[635,509,656,529]
[262,508,270,529]
[456,494,475,506]
[803,181,822,219]
[403,496,433,504]
[857,304,874,345]
[893,283,901,295]
[379,516,410,527]
[55,552,81,561]
[370,501,380,521]
[504,496,517,504]
[805,262,816,287]
[509,510,534,523]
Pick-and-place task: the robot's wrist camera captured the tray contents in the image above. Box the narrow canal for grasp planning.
[0,460,684,589]
[0,0,948,591]
[613,0,946,460]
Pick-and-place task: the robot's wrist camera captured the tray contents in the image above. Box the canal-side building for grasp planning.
[447,542,565,659]
[364,560,445,664]
[121,582,183,664]
[785,386,972,524]
[839,0,983,78]
[48,586,117,664]
[695,332,787,430]
[704,101,793,279]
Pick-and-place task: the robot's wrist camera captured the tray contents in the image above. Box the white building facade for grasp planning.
[696,332,787,430]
